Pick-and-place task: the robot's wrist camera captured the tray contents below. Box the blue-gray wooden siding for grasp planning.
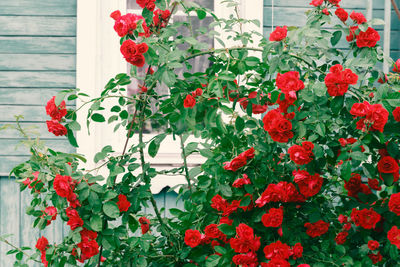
[263,0,400,59]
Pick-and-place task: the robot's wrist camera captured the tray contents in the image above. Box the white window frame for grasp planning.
[76,0,263,193]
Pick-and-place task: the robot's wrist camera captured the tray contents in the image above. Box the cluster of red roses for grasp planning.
[262,110,294,143]
[45,96,68,136]
[110,11,139,37]
[139,216,151,234]
[324,64,358,96]
[288,141,314,165]
[120,40,149,67]
[35,236,50,267]
[350,101,389,133]
[223,147,255,172]
[183,88,203,109]
[136,0,156,11]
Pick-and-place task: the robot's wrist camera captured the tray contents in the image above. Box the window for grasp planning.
[76,0,263,193]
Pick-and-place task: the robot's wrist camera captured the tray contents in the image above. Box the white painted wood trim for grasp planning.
[383,0,391,73]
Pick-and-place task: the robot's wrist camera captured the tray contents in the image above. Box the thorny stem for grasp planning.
[179,135,192,194]
[0,236,41,263]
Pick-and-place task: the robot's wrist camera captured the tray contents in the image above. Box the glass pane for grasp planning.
[128,0,214,10]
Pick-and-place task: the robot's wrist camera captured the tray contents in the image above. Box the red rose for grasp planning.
[350,101,370,117]
[356,27,380,48]
[309,0,323,6]
[41,250,48,267]
[146,1,155,11]
[393,58,400,72]
[46,120,67,136]
[77,239,99,261]
[66,207,83,230]
[288,144,313,165]
[184,229,202,248]
[255,181,305,207]
[261,207,283,228]
[324,64,358,96]
[368,252,383,264]
[388,226,400,249]
[43,206,57,225]
[136,0,148,9]
[230,224,261,253]
[219,216,233,225]
[393,107,400,121]
[291,243,303,259]
[80,228,97,242]
[120,40,147,67]
[211,194,229,211]
[204,224,225,240]
[139,216,150,234]
[293,170,323,198]
[232,252,258,266]
[389,193,400,216]
[223,155,247,172]
[36,236,48,251]
[335,8,348,22]
[269,26,287,42]
[350,11,367,24]
[137,43,148,54]
[335,231,348,245]
[304,220,329,238]
[346,26,358,42]
[351,208,381,229]
[110,10,121,20]
[368,240,380,250]
[263,109,294,143]
[232,174,251,188]
[344,173,363,197]
[378,156,399,182]
[366,104,389,132]
[328,0,341,5]
[338,214,348,224]
[183,94,196,108]
[276,71,304,95]
[53,174,73,198]
[261,259,291,267]
[368,178,381,191]
[116,194,131,212]
[263,240,291,260]
[322,8,330,15]
[239,147,255,160]
[46,96,67,121]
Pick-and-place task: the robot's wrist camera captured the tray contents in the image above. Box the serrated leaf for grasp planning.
[103,202,120,218]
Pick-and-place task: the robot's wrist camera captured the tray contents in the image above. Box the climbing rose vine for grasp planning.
[3,0,400,266]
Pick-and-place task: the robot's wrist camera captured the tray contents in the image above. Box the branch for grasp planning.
[179,135,192,194]
[0,236,41,264]
[391,0,400,20]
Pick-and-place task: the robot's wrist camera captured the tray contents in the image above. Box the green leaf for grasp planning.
[218,71,236,81]
[67,121,81,131]
[142,8,153,25]
[103,202,120,218]
[381,173,394,186]
[205,254,220,267]
[55,91,68,106]
[315,123,326,137]
[330,31,342,46]
[235,116,245,132]
[350,151,367,161]
[66,128,79,148]
[341,161,352,181]
[91,113,105,122]
[148,140,160,158]
[312,82,326,97]
[90,214,103,232]
[162,69,177,87]
[196,9,207,20]
[218,224,235,236]
[331,96,344,114]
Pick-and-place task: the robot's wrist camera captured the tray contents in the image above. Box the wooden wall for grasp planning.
[263,0,400,59]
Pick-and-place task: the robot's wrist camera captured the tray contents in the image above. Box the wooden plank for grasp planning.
[0,156,30,175]
[0,122,56,139]
[264,0,385,9]
[0,105,56,122]
[0,0,77,16]
[0,139,75,156]
[0,37,76,54]
[0,16,76,36]
[0,54,76,71]
[0,88,76,105]
[19,190,39,253]
[0,71,75,88]
[0,177,20,266]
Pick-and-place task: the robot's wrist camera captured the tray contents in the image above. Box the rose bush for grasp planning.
[3,0,400,266]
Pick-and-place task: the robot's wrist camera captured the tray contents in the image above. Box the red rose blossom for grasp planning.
[256,181,305,207]
[393,58,400,72]
[292,243,303,259]
[309,0,323,6]
[293,170,323,198]
[389,193,400,216]
[263,109,294,143]
[324,64,358,96]
[368,240,380,250]
[288,143,314,165]
[368,251,383,264]
[53,174,73,198]
[261,207,283,228]
[232,174,251,188]
[269,26,287,42]
[230,224,261,253]
[204,224,226,240]
[77,239,99,262]
[46,120,67,136]
[116,194,131,212]
[184,229,202,248]
[110,10,121,20]
[392,107,400,121]
[350,11,367,24]
[335,8,348,22]
[356,27,380,48]
[36,236,48,251]
[263,240,291,260]
[377,156,399,182]
[46,96,67,121]
[232,252,258,266]
[183,94,196,108]
[335,231,348,245]
[304,220,329,238]
[66,207,84,230]
[388,226,400,249]
[346,26,358,42]
[351,208,381,229]
[368,178,381,191]
[43,206,57,225]
[139,216,150,234]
